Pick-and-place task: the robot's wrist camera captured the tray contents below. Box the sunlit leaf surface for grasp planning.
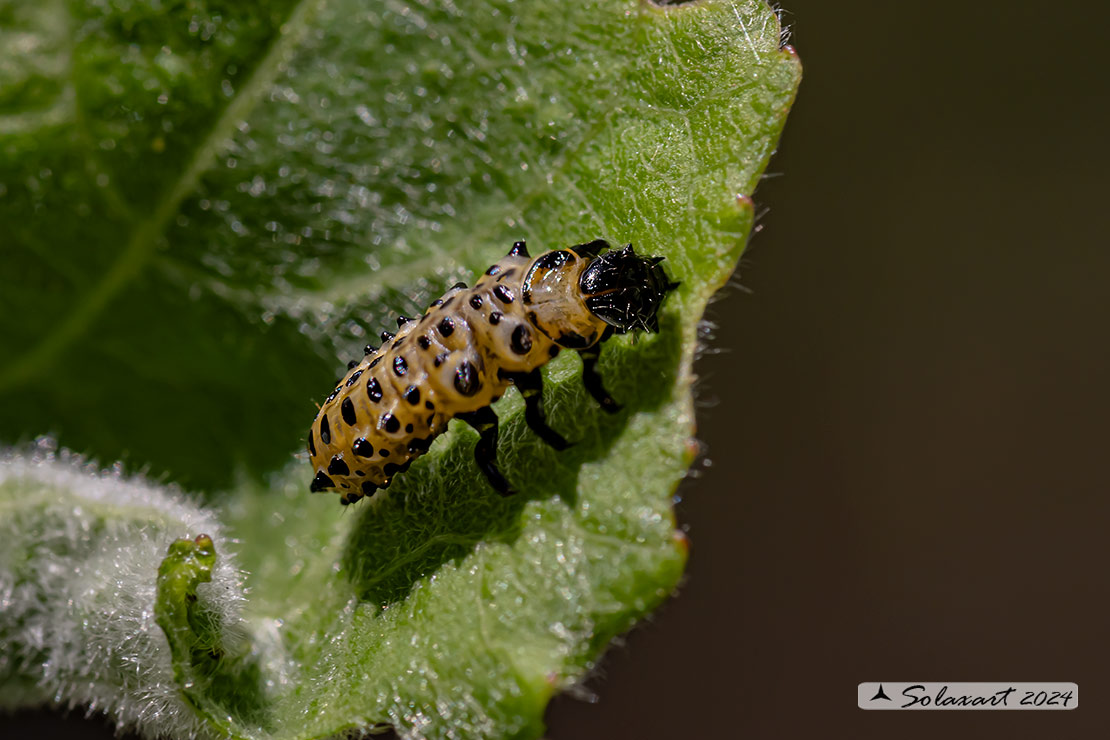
[0,0,799,738]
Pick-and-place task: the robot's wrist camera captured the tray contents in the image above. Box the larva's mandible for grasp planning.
[307,239,677,503]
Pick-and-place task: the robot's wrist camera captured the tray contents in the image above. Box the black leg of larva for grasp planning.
[456,406,516,496]
[578,344,621,413]
[502,369,570,450]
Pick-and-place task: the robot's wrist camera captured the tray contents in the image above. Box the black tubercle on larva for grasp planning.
[452,281,468,290]
[353,438,374,457]
[469,295,483,309]
[393,356,408,376]
[493,285,514,304]
[346,369,363,386]
[319,414,331,445]
[486,264,501,276]
[509,240,529,257]
[328,456,350,476]
[341,398,357,426]
[511,325,533,354]
[347,360,359,369]
[326,386,340,403]
[364,344,377,355]
[455,361,480,396]
[382,414,400,433]
[397,315,413,327]
[404,386,420,405]
[405,423,414,433]
[366,377,383,402]
[434,352,449,368]
[362,481,378,495]
[369,357,382,368]
[489,311,502,325]
[438,317,454,336]
[380,330,395,343]
[310,471,334,493]
[307,432,316,457]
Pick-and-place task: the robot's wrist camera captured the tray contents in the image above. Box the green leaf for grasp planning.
[0,0,799,738]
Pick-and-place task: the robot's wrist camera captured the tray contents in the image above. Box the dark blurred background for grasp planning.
[9,0,1109,738]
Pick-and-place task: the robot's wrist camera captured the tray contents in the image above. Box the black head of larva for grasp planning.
[579,244,679,333]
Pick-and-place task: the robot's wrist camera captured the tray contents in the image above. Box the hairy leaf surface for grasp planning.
[0,0,799,738]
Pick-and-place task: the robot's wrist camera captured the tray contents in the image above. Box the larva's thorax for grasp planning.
[307,245,609,502]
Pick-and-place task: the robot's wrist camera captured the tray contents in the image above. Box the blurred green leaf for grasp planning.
[0,0,799,738]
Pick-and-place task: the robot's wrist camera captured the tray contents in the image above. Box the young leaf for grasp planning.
[0,0,800,738]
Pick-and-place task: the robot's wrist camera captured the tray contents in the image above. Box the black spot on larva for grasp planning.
[369,357,382,368]
[425,400,435,410]
[341,397,357,426]
[452,281,468,290]
[408,437,431,454]
[485,264,501,276]
[549,345,561,357]
[319,414,331,445]
[434,352,449,368]
[430,298,444,308]
[455,361,480,396]
[405,423,414,433]
[498,268,517,281]
[442,296,455,309]
[347,360,359,369]
[383,462,400,475]
[310,471,334,493]
[380,448,391,457]
[307,432,316,457]
[426,412,435,425]
[382,414,400,433]
[364,344,377,355]
[404,386,420,405]
[489,311,502,325]
[325,386,340,403]
[362,481,378,495]
[511,325,533,354]
[353,438,374,457]
[469,295,483,309]
[339,496,351,506]
[438,317,454,337]
[346,369,363,387]
[380,331,395,343]
[493,285,514,304]
[355,469,365,476]
[397,315,413,327]
[393,356,408,376]
[366,377,383,402]
[418,335,431,349]
[328,455,350,476]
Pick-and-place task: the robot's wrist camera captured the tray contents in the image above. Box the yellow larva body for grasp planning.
[308,243,614,500]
